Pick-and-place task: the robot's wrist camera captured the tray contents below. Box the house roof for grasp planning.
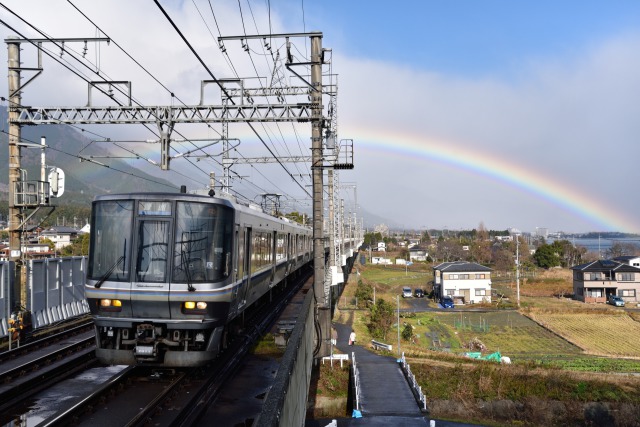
[433,261,492,272]
[571,259,640,273]
[613,256,640,262]
[41,226,78,234]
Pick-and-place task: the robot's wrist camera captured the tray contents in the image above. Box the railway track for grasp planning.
[0,319,94,364]
[1,269,312,426]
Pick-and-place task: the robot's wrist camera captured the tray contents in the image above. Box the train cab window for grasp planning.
[136,220,170,283]
[88,200,134,281]
[172,202,233,283]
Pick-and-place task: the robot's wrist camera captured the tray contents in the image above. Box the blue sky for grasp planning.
[2,1,640,233]
[299,1,640,78]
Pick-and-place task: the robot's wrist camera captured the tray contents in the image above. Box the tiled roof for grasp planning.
[433,261,492,272]
[571,259,640,273]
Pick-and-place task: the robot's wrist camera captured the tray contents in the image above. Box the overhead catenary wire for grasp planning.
[153,0,311,200]
[0,128,177,188]
[2,2,224,192]
[197,0,310,202]
[239,0,311,181]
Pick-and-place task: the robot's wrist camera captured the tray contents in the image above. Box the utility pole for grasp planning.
[310,33,331,357]
[7,37,22,306]
[516,235,520,308]
[6,35,109,310]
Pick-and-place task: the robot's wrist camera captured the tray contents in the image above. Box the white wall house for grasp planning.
[39,226,79,250]
[433,261,492,304]
[409,247,428,262]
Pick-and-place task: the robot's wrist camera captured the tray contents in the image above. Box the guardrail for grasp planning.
[371,339,392,351]
[322,353,349,368]
[351,351,362,418]
[399,352,428,413]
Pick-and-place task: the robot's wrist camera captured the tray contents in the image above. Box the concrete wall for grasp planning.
[255,288,314,427]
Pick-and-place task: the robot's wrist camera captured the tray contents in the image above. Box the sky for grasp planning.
[1,1,640,234]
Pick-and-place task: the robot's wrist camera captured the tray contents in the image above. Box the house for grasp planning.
[409,246,428,262]
[571,259,640,304]
[0,243,53,260]
[613,256,640,268]
[39,226,79,250]
[433,261,492,304]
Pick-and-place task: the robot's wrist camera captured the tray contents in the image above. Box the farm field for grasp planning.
[347,262,640,369]
[527,311,640,357]
[415,311,583,358]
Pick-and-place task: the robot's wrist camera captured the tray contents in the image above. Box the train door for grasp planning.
[131,218,172,318]
[237,227,252,308]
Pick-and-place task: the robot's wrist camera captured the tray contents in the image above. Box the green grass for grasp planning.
[413,362,640,403]
[535,355,640,372]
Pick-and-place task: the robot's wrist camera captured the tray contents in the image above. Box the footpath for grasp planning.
[307,320,430,427]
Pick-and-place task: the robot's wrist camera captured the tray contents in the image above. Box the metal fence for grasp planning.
[0,257,89,338]
[0,261,14,338]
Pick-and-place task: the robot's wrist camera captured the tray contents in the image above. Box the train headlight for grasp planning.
[99,299,122,311]
[183,301,207,314]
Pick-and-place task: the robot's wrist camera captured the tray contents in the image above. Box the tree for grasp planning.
[368,298,395,340]
[284,211,306,225]
[533,244,561,268]
[435,238,463,262]
[401,323,413,342]
[492,246,514,272]
[354,279,373,308]
[605,242,639,259]
[60,233,90,256]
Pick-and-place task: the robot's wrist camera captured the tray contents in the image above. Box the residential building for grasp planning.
[39,226,79,250]
[409,246,428,262]
[571,259,640,304]
[433,261,492,304]
[613,256,640,268]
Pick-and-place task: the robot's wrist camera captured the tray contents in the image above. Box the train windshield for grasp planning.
[88,200,134,281]
[172,202,233,283]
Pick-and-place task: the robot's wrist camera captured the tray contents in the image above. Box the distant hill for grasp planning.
[0,106,177,206]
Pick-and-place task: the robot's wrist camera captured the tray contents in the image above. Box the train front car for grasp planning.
[85,193,235,367]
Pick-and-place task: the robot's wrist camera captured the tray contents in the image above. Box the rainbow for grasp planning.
[76,127,638,233]
[346,127,639,233]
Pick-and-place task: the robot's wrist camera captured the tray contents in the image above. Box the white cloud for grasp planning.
[334,31,640,232]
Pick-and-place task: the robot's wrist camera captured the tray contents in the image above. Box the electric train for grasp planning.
[84,189,312,367]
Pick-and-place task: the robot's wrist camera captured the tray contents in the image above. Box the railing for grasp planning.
[351,351,362,417]
[399,352,428,413]
[370,339,392,351]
